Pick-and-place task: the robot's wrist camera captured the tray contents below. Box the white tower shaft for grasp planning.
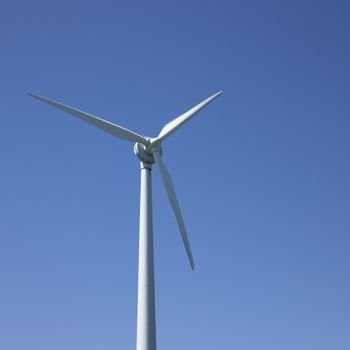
[136,162,157,350]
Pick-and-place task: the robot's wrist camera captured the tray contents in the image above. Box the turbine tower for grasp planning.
[28,90,222,350]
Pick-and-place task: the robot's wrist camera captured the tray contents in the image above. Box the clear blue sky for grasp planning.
[1,1,349,349]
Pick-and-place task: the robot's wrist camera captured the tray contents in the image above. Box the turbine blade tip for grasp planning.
[28,92,40,99]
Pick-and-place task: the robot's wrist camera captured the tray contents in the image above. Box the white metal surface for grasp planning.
[137,162,156,350]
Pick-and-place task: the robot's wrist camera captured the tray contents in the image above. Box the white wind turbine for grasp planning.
[28,90,222,350]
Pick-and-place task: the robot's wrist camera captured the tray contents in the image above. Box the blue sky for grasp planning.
[1,1,349,349]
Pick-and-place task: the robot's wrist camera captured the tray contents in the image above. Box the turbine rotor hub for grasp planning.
[134,138,162,164]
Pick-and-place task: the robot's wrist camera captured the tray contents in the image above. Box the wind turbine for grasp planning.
[28,90,222,350]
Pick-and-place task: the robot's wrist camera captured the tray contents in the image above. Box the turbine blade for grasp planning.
[157,91,222,142]
[153,151,194,270]
[28,93,147,144]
